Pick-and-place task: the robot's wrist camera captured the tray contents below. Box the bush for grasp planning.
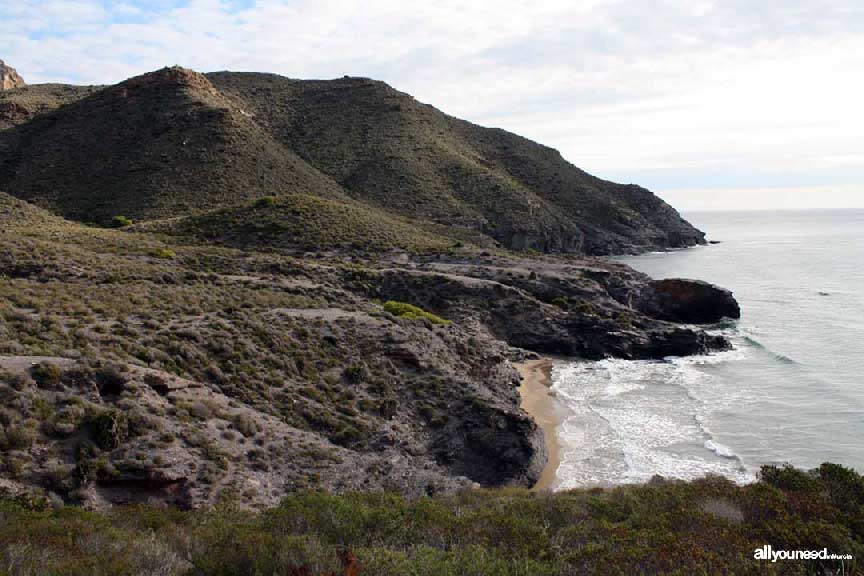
[760,463,820,493]
[0,424,36,450]
[30,362,62,388]
[151,248,177,259]
[87,410,129,450]
[232,413,259,438]
[550,296,568,308]
[111,215,134,228]
[0,463,862,575]
[343,362,370,384]
[95,365,128,396]
[383,301,450,325]
[255,195,279,207]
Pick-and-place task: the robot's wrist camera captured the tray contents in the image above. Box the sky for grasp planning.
[3,0,864,210]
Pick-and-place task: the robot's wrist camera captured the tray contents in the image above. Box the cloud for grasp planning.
[3,0,863,208]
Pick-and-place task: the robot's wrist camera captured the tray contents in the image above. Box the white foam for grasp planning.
[551,355,756,490]
[705,439,737,458]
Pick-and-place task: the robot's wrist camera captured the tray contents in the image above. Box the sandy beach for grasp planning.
[516,358,569,491]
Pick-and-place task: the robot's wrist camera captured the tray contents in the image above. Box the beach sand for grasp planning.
[516,358,569,492]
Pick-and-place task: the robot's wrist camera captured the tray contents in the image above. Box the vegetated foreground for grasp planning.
[1,463,862,575]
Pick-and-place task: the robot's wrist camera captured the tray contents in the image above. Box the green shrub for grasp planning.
[617,311,634,329]
[111,215,134,228]
[30,362,62,388]
[550,296,568,308]
[87,410,129,450]
[343,362,370,384]
[0,463,862,575]
[383,301,450,325]
[760,463,820,493]
[150,248,177,259]
[232,414,259,438]
[818,462,864,509]
[255,195,279,207]
[0,424,36,450]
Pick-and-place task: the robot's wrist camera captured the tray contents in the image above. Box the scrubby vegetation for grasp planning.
[111,215,134,228]
[0,68,859,576]
[149,193,456,254]
[0,464,861,575]
[0,192,535,505]
[383,301,451,325]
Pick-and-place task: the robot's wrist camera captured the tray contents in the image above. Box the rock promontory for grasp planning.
[0,60,26,91]
[647,278,741,324]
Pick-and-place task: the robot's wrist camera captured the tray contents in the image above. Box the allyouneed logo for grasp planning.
[754,545,853,562]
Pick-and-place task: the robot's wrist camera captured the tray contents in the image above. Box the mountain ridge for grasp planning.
[0,66,703,256]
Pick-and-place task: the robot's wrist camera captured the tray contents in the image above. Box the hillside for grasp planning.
[0,83,100,130]
[140,193,469,253]
[0,190,736,509]
[0,68,349,224]
[209,72,704,255]
[0,66,703,255]
[0,62,830,575]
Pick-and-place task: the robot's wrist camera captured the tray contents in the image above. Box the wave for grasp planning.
[705,439,737,459]
[551,357,756,490]
[740,335,797,365]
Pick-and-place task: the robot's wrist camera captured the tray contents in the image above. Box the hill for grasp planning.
[0,66,703,255]
[209,72,704,255]
[0,191,735,509]
[0,68,348,224]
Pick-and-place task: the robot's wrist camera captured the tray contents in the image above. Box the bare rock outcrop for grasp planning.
[648,278,741,324]
[0,60,26,91]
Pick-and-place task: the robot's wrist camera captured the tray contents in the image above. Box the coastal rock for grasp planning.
[0,60,26,91]
[433,399,547,487]
[353,256,733,360]
[648,278,741,324]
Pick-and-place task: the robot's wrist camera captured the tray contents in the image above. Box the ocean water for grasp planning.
[553,209,864,489]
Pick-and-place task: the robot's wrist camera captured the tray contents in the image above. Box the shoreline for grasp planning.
[516,358,570,492]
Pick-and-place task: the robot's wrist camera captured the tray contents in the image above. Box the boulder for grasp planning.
[649,278,740,324]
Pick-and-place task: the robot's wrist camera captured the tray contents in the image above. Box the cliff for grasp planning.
[0,60,25,91]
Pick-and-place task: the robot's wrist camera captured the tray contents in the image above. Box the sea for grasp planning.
[552,209,864,489]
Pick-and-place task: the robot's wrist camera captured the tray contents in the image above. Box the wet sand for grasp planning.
[516,358,569,492]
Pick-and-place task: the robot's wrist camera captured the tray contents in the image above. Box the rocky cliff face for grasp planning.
[0,60,25,91]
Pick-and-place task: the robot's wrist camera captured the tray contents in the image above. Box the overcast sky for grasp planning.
[4,0,863,210]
